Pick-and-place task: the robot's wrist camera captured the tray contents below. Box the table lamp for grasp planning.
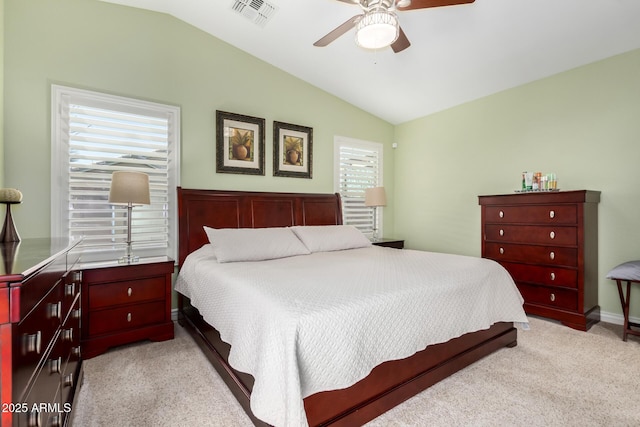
[108,171,150,263]
[0,188,23,242]
[364,186,386,241]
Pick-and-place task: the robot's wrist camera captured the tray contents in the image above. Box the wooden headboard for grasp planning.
[177,187,343,266]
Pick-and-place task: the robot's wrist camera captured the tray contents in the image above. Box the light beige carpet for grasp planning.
[72,317,640,427]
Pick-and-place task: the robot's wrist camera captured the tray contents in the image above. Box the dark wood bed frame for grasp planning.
[176,187,518,426]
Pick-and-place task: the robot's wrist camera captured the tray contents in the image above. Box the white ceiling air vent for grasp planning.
[231,0,278,28]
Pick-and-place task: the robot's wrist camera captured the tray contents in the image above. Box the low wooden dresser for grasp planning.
[479,190,600,331]
[1,238,82,427]
[80,257,174,359]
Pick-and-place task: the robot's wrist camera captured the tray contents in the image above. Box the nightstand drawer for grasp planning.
[88,277,166,309]
[89,301,166,336]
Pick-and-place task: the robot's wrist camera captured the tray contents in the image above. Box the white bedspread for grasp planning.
[175,245,528,427]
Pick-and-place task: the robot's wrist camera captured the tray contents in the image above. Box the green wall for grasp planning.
[394,48,640,319]
[1,0,5,187]
[3,0,395,238]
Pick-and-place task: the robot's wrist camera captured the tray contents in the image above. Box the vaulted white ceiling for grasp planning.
[102,0,640,124]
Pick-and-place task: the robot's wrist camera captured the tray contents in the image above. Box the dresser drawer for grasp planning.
[484,242,577,267]
[12,282,64,400]
[88,277,165,309]
[500,261,578,289]
[484,224,577,246]
[484,205,577,225]
[88,301,166,336]
[517,283,578,311]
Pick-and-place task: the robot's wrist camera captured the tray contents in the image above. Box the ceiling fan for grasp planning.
[313,0,475,53]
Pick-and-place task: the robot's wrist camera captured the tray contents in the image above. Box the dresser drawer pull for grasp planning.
[72,308,81,319]
[63,373,74,388]
[72,346,81,358]
[73,271,83,282]
[27,410,42,427]
[550,293,556,302]
[65,282,76,297]
[49,356,62,374]
[549,231,555,239]
[549,210,555,219]
[499,229,504,236]
[50,414,62,427]
[22,331,42,355]
[127,312,132,322]
[62,328,74,342]
[499,210,504,218]
[499,247,504,255]
[48,301,62,319]
[550,251,555,260]
[127,287,132,297]
[550,272,556,281]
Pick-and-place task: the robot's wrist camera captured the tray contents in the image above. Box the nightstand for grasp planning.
[80,257,175,358]
[372,238,405,249]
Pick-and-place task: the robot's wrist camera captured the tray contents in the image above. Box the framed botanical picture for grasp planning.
[273,121,313,179]
[216,110,265,175]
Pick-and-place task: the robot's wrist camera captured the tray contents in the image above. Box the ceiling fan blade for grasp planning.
[313,15,361,47]
[391,27,411,53]
[398,0,474,11]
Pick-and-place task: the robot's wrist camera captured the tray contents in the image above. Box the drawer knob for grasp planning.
[50,414,62,427]
[27,411,42,427]
[49,356,62,374]
[550,251,555,260]
[48,301,62,320]
[64,373,74,388]
[62,328,74,342]
[127,287,132,297]
[550,293,556,302]
[72,346,82,358]
[499,229,504,236]
[65,282,76,297]
[22,331,42,355]
[127,312,132,322]
[549,231,555,239]
[499,247,504,255]
[550,272,556,281]
[72,308,82,319]
[499,210,504,218]
[549,210,555,219]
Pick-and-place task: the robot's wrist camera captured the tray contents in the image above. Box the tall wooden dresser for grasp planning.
[1,238,82,427]
[479,190,600,331]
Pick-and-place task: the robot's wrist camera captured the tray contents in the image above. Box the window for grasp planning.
[51,85,180,261]
[334,136,383,237]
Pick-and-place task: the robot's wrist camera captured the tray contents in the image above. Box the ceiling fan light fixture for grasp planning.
[355,9,399,50]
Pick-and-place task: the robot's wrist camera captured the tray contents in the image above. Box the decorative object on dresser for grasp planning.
[108,171,151,264]
[364,186,386,241]
[0,188,23,242]
[371,238,404,249]
[0,238,82,427]
[80,257,174,359]
[479,190,600,331]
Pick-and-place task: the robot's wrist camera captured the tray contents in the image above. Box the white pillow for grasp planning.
[204,226,310,263]
[290,225,371,253]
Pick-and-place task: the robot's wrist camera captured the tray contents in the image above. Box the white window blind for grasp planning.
[51,85,180,261]
[334,136,383,236]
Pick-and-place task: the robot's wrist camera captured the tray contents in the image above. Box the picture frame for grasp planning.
[216,110,265,175]
[273,121,313,179]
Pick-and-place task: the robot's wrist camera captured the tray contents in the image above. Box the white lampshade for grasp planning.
[364,187,387,207]
[355,10,399,50]
[109,171,150,205]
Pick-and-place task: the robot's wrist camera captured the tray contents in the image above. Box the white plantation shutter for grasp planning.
[334,136,383,236]
[52,85,180,261]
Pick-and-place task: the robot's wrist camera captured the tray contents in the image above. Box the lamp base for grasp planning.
[0,203,21,243]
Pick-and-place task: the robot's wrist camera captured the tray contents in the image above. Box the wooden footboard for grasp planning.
[178,295,516,427]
